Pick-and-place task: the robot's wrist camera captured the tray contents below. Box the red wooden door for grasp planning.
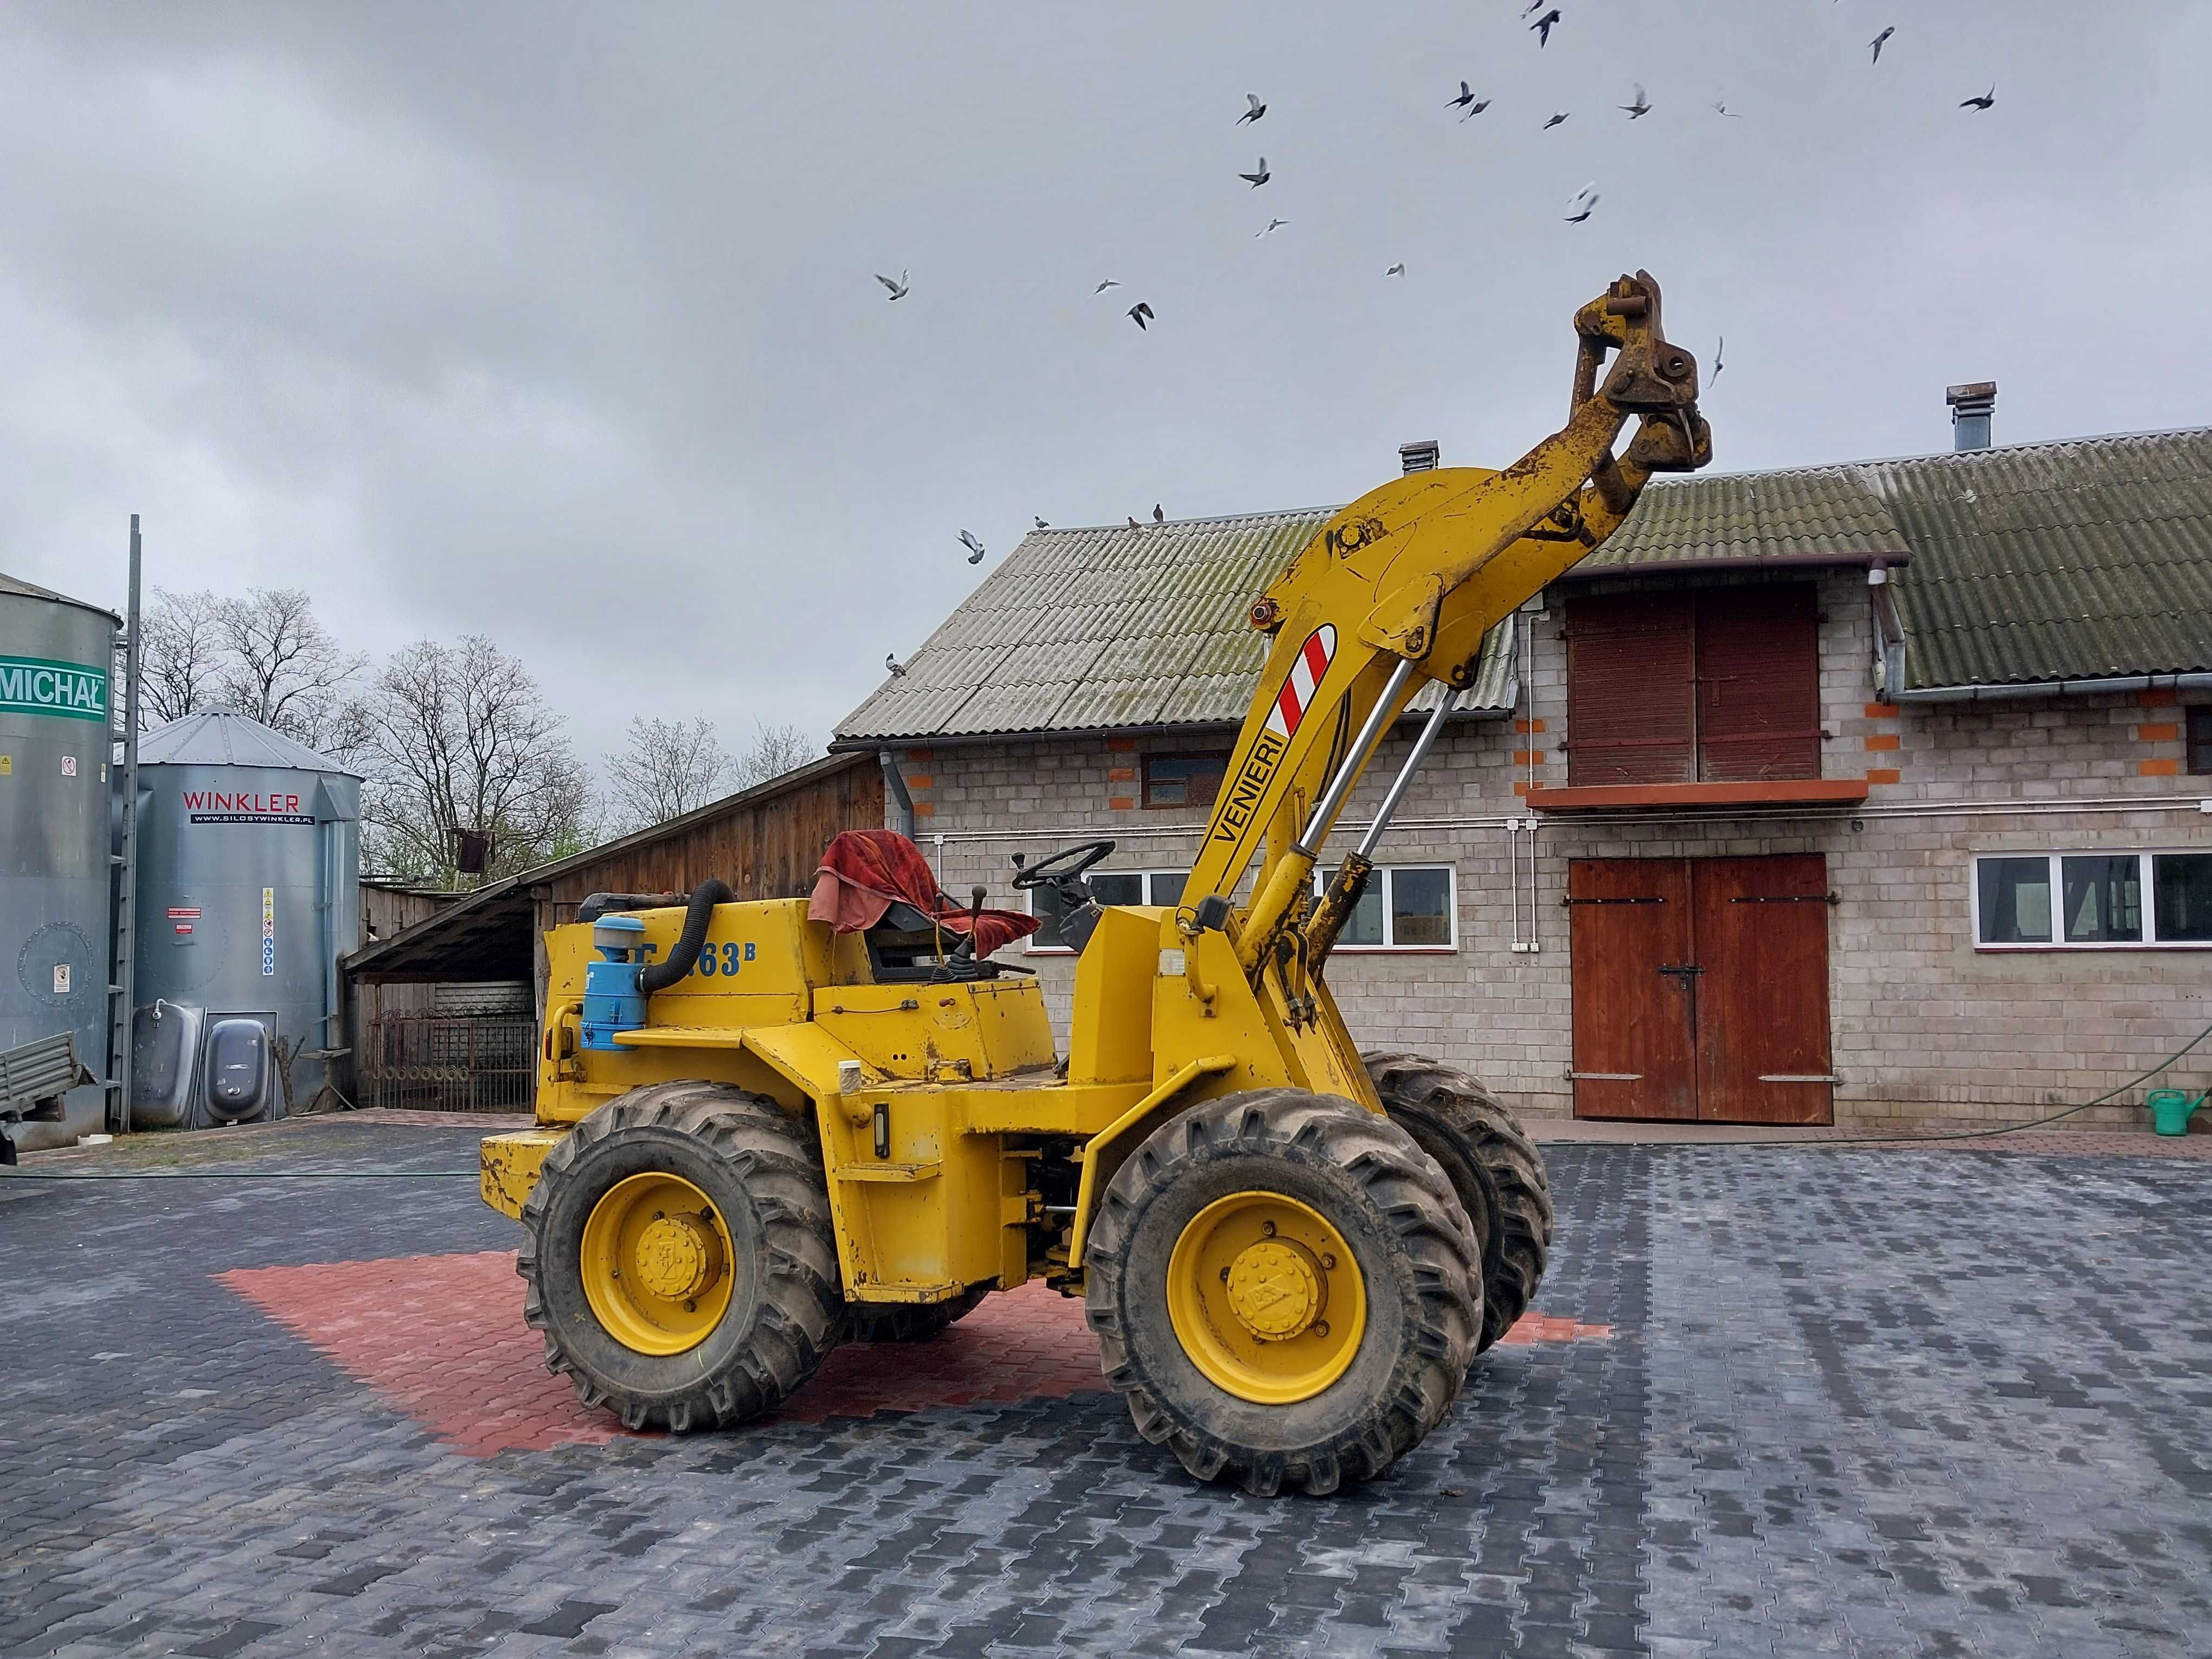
[1568,854,1833,1125]
[1566,593,1696,786]
[1566,859,1696,1120]
[1694,855,1834,1124]
[1695,586,1822,781]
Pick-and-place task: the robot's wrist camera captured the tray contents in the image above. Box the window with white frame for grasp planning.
[1312,864,1458,951]
[1025,869,1188,952]
[1973,852,2212,949]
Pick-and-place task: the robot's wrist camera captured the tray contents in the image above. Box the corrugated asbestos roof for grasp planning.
[138,710,360,775]
[836,427,2212,737]
[836,508,1516,743]
[1573,464,1911,571]
[1864,428,2212,688]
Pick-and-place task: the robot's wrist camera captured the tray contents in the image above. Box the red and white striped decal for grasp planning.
[1264,624,1336,738]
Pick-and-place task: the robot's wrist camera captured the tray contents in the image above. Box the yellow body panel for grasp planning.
[481,1128,566,1220]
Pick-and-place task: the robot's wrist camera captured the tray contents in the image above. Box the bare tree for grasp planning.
[605,715,729,831]
[731,721,817,790]
[213,588,369,757]
[131,584,368,762]
[359,635,592,886]
[136,587,228,726]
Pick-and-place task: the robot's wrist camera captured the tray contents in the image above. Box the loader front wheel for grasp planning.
[518,1081,843,1432]
[1084,1088,1481,1496]
[1365,1052,1553,1353]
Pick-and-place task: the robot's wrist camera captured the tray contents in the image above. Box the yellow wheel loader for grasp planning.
[480,272,1712,1494]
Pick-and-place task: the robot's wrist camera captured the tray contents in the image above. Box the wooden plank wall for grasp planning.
[527,753,885,1004]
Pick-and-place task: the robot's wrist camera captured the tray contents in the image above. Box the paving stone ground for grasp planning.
[2,1114,2207,1657]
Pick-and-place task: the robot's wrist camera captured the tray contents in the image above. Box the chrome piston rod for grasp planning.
[1295,657,1416,855]
[1355,686,1459,859]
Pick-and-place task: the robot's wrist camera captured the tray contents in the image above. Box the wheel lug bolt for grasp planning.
[1313,1321,1329,1338]
[652,1211,665,1221]
[1219,1266,1231,1283]
[1321,1253,1337,1270]
[685,1298,697,1311]
[1261,1221,1276,1237]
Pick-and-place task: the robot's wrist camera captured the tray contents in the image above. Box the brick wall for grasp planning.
[884,569,2212,1131]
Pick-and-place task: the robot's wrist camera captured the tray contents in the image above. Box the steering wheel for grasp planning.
[1011,839,1116,891]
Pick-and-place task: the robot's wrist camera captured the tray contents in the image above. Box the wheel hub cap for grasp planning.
[634,1213,720,1300]
[1226,1240,1320,1339]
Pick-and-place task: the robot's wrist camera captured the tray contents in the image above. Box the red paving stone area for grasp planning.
[219,1251,1611,1458]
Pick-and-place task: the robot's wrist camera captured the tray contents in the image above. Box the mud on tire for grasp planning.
[1364,1052,1553,1353]
[517,1081,843,1432]
[1083,1088,1482,1496]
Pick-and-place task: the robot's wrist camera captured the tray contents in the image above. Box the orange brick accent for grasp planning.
[1105,736,1137,751]
[1863,732,1900,751]
[905,747,934,763]
[912,799,936,816]
[1107,766,1135,782]
[1511,750,1546,766]
[1512,780,1533,796]
[2137,723,2179,742]
[903,773,933,789]
[1864,702,1900,718]
[2140,758,2181,777]
[1514,718,1547,734]
[1108,795,1136,810]
[2141,687,2179,706]
[1864,768,1902,785]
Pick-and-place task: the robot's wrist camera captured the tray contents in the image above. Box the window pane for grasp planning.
[2190,708,2212,776]
[2154,853,2212,942]
[1089,872,1144,908]
[1142,754,1230,809]
[1147,871,1187,908]
[1027,882,1072,949]
[1977,857,2052,943]
[1391,867,1453,946]
[2061,854,2142,943]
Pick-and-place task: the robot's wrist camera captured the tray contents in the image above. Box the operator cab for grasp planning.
[864,899,1014,983]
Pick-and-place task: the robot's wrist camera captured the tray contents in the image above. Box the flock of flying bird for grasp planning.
[865,9,1998,666]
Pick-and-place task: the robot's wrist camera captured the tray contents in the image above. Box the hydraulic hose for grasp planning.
[638,879,735,994]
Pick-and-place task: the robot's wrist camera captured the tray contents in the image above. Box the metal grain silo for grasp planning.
[130,712,361,1126]
[0,571,119,1152]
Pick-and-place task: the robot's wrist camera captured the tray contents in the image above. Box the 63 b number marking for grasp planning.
[693,940,757,978]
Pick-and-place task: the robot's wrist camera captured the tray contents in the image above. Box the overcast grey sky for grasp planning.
[2,3,2205,763]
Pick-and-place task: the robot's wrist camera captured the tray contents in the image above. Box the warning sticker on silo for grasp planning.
[262,888,276,976]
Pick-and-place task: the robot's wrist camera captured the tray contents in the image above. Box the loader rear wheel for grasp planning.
[1365,1052,1553,1354]
[1083,1088,1481,1496]
[518,1081,842,1432]
[848,1284,990,1342]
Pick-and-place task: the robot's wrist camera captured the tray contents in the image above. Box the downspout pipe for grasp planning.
[878,749,915,837]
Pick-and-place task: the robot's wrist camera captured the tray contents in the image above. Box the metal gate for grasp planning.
[360,1014,537,1113]
[1567,854,1835,1125]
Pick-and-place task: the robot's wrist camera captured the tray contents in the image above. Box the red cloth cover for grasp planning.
[808,829,1041,958]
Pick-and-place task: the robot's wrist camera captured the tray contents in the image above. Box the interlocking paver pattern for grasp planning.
[3,1113,2207,1657]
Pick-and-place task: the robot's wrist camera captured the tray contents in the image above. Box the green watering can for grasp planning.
[2147,1088,2207,1136]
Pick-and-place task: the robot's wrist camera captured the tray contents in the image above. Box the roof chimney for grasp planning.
[1945,381,1996,452]
[1399,439,1439,474]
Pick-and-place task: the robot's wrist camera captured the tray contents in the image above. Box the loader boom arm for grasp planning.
[1179,271,1712,978]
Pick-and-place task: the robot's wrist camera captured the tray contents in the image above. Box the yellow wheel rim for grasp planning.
[579,1172,735,1356]
[1165,1191,1367,1405]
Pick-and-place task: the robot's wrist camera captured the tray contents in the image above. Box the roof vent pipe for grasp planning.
[1945,382,1996,452]
[1399,439,1439,474]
